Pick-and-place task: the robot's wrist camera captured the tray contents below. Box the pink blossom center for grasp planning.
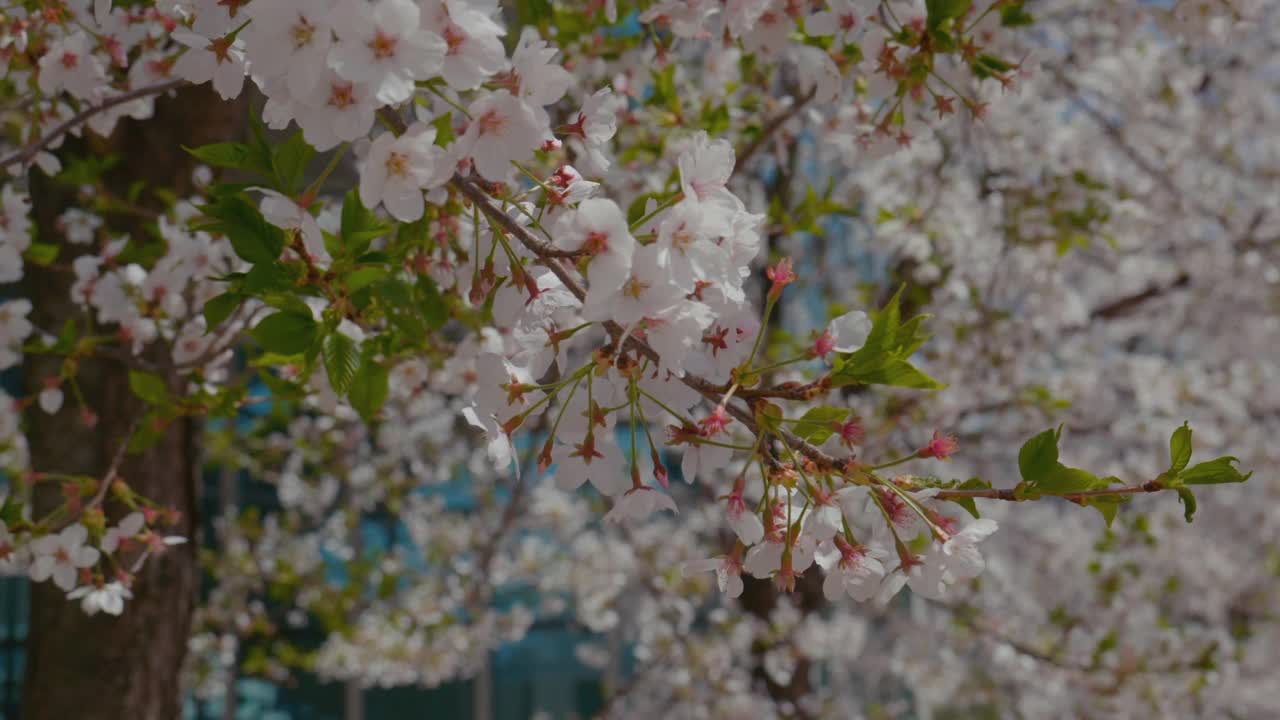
[328,81,356,109]
[583,230,610,255]
[689,179,718,201]
[385,151,409,178]
[368,30,398,60]
[701,326,729,356]
[476,109,506,136]
[571,438,604,464]
[879,491,912,528]
[622,274,649,299]
[725,491,748,517]
[698,406,731,436]
[669,223,695,251]
[443,24,466,54]
[813,329,835,356]
[920,431,958,459]
[839,544,867,570]
[290,16,316,49]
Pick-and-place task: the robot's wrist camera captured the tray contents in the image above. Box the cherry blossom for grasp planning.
[29,525,100,592]
[243,0,335,98]
[358,123,447,222]
[683,554,745,598]
[458,89,545,181]
[328,0,445,105]
[37,32,106,99]
[68,582,132,616]
[172,30,247,101]
[604,487,679,525]
[552,198,635,296]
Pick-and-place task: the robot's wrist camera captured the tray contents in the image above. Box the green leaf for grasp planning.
[55,153,119,186]
[184,142,252,170]
[0,495,24,525]
[700,101,731,135]
[251,312,318,356]
[1168,422,1192,475]
[348,352,389,422]
[263,292,314,318]
[792,406,848,444]
[205,194,286,265]
[1176,487,1197,523]
[1018,427,1061,482]
[757,402,783,433]
[626,193,657,226]
[1179,457,1251,485]
[999,1,1035,26]
[127,179,146,203]
[272,132,315,195]
[1017,426,1112,495]
[971,53,1014,80]
[185,140,273,177]
[127,412,165,453]
[829,287,944,389]
[24,242,59,266]
[1034,466,1106,495]
[1082,495,1127,528]
[340,190,390,256]
[376,279,428,338]
[948,478,990,519]
[418,277,449,330]
[356,251,391,265]
[650,65,678,113]
[128,370,168,405]
[247,103,274,173]
[53,319,78,353]
[346,266,387,293]
[926,0,971,29]
[322,333,360,394]
[202,292,245,330]
[852,360,945,389]
[258,368,305,402]
[242,262,296,293]
[396,217,430,248]
[430,112,455,147]
[515,0,552,24]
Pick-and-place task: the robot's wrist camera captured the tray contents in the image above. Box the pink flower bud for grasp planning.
[766,257,796,300]
[917,430,959,460]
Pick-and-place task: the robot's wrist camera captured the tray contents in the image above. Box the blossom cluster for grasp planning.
[0,0,1270,717]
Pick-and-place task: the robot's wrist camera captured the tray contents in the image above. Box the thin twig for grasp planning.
[461,415,546,612]
[932,480,1163,502]
[91,416,144,509]
[733,88,817,177]
[52,414,144,531]
[0,79,186,171]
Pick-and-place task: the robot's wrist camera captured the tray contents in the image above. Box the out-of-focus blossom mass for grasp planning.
[0,0,1275,718]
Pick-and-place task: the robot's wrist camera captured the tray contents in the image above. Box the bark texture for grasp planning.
[20,84,243,720]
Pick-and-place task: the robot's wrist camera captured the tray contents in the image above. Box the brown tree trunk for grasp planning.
[20,84,244,720]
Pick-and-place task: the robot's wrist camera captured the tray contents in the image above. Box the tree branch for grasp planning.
[449,173,847,472]
[732,88,816,177]
[932,480,1164,502]
[1090,273,1190,320]
[0,80,186,172]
